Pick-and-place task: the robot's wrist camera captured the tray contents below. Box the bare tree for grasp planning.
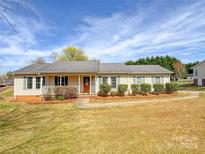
[0,0,37,28]
[31,57,46,64]
[173,61,187,81]
[50,51,58,62]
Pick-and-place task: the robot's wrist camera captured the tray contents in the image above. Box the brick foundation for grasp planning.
[16,95,42,102]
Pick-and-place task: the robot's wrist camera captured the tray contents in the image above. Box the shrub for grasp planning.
[56,95,65,101]
[43,88,53,101]
[141,83,151,94]
[165,83,179,93]
[131,84,141,95]
[99,84,111,96]
[65,87,78,99]
[153,84,165,94]
[118,84,128,96]
[110,91,118,96]
[54,87,63,98]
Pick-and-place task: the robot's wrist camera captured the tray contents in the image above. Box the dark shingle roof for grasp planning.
[12,60,172,75]
[126,65,173,74]
[99,63,129,73]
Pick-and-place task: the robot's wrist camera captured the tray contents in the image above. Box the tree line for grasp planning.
[125,56,199,81]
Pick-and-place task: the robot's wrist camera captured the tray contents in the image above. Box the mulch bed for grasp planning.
[90,93,186,101]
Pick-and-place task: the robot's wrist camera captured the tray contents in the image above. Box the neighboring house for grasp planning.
[187,74,194,81]
[192,60,205,86]
[12,60,172,101]
[0,78,14,87]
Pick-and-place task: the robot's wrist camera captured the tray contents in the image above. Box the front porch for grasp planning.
[41,74,97,95]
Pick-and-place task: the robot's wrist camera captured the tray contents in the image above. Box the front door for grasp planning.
[83,77,90,93]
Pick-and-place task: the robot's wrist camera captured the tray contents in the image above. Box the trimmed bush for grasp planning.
[110,91,118,96]
[65,87,78,99]
[153,84,165,94]
[131,84,141,95]
[56,95,65,101]
[54,87,63,98]
[165,83,179,93]
[99,84,112,96]
[118,84,128,96]
[141,83,151,94]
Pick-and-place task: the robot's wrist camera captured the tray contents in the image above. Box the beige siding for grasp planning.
[14,76,41,97]
[193,62,205,79]
[96,74,171,94]
[14,74,171,96]
[193,61,205,86]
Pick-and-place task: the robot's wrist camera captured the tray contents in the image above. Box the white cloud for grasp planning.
[70,1,205,62]
[1,0,205,73]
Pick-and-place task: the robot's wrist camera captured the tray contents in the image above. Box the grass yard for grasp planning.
[0,94,205,153]
[179,84,205,91]
[0,87,14,97]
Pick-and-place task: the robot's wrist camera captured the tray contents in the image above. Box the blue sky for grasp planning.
[0,0,205,73]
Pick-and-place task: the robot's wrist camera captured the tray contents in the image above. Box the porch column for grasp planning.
[95,74,97,94]
[89,75,91,94]
[40,76,43,95]
[78,75,80,94]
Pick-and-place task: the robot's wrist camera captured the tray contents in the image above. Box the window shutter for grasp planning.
[23,77,26,90]
[65,76,68,85]
[99,76,102,84]
[117,76,120,86]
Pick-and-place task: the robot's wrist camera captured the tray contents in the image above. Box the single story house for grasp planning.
[12,60,172,101]
[192,60,205,86]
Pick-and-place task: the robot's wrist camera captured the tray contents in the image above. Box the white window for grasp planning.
[102,77,108,84]
[195,69,198,76]
[133,76,145,84]
[111,76,117,88]
[152,76,164,84]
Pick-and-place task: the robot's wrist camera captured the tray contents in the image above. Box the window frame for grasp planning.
[27,77,33,89]
[55,76,68,86]
[36,77,41,89]
[133,76,145,84]
[111,76,117,88]
[102,76,108,84]
[194,69,198,76]
[152,76,164,84]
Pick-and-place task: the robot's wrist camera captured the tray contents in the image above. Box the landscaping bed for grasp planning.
[28,98,77,104]
[90,92,188,103]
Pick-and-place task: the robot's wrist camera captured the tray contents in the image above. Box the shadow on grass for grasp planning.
[0,104,92,153]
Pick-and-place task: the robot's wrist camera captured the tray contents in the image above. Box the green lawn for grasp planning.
[0,94,205,153]
[179,84,205,91]
[0,87,14,97]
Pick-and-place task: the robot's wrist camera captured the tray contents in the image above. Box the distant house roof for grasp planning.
[1,78,14,86]
[192,60,205,68]
[12,60,173,75]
